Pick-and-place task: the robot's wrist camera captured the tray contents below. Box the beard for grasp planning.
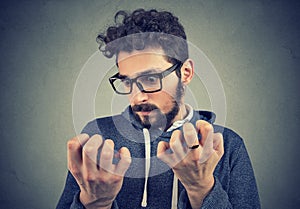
[131,81,184,130]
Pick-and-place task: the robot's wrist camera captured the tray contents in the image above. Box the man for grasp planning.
[57,9,260,209]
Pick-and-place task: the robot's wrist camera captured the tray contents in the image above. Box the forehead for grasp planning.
[117,48,172,76]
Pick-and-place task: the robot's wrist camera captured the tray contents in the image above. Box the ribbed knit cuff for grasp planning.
[70,191,85,209]
[178,176,231,209]
[201,177,231,209]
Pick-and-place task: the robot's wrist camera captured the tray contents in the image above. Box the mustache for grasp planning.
[131,104,159,112]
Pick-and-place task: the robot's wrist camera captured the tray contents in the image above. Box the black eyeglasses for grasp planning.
[109,61,183,95]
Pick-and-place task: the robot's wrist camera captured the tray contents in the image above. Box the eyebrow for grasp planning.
[118,68,162,78]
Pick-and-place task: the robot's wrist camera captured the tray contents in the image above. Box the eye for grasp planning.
[122,79,131,87]
[140,75,159,85]
[147,76,158,83]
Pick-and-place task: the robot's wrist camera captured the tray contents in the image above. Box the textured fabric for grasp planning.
[56,106,261,209]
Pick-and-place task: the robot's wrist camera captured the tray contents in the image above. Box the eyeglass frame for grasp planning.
[109,61,183,95]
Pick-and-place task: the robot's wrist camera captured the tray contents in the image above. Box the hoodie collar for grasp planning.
[166,104,194,132]
[121,104,216,136]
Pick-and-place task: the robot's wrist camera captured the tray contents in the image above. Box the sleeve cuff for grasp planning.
[70,191,85,209]
[178,176,231,209]
[201,177,231,208]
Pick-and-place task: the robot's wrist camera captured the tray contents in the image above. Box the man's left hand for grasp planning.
[157,120,224,208]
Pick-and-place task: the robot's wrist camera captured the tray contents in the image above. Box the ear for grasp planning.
[180,59,194,85]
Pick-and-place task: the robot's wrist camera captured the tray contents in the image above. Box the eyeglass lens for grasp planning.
[113,74,161,94]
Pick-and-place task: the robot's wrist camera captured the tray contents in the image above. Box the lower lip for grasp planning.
[139,111,152,116]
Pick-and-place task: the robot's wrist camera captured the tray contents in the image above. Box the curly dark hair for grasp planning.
[96,8,189,64]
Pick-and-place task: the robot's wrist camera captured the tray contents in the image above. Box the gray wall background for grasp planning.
[0,0,299,208]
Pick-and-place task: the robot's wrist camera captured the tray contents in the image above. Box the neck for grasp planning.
[172,103,188,124]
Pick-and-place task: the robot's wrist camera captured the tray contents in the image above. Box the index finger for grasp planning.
[195,120,213,148]
[195,120,214,163]
[67,134,89,176]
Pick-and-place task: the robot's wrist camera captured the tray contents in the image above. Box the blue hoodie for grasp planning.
[56,106,261,209]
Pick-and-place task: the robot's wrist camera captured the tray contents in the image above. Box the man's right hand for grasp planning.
[67,134,132,209]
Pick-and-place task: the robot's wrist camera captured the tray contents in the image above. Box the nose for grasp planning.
[130,82,149,103]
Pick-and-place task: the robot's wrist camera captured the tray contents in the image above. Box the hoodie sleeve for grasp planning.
[177,178,231,209]
[56,171,119,209]
[177,137,261,209]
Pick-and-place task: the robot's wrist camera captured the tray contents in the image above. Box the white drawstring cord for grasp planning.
[141,128,151,207]
[138,104,194,208]
[171,175,178,209]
